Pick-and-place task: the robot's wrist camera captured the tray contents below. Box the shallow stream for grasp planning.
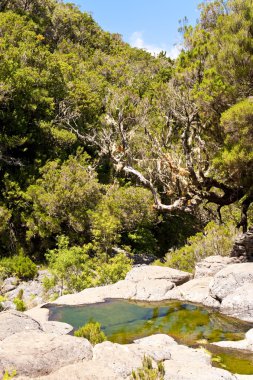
[47,299,253,374]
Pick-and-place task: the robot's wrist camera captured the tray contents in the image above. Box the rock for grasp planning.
[194,256,237,279]
[125,265,192,285]
[1,277,19,294]
[25,306,49,323]
[220,284,253,322]
[230,227,253,262]
[53,281,136,306]
[163,359,237,380]
[163,342,237,380]
[93,334,172,378]
[17,361,123,380]
[209,263,253,301]
[0,331,93,378]
[54,267,188,305]
[41,321,73,335]
[133,279,175,301]
[133,333,177,346]
[0,310,42,341]
[2,270,61,311]
[212,328,253,351]
[165,277,220,308]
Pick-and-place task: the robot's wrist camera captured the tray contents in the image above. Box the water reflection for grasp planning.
[48,299,251,345]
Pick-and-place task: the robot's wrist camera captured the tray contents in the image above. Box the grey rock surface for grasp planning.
[231,227,253,262]
[125,265,192,285]
[194,256,238,279]
[209,263,253,301]
[19,361,123,380]
[0,310,42,341]
[220,283,253,322]
[93,334,172,378]
[0,331,93,378]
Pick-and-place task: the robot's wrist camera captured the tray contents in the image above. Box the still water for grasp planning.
[47,299,253,374]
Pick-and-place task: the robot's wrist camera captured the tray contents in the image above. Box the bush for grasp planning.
[0,255,37,280]
[164,221,237,272]
[131,355,165,380]
[95,253,132,286]
[74,321,106,345]
[46,236,133,293]
[13,289,26,311]
[13,297,26,312]
[3,370,17,380]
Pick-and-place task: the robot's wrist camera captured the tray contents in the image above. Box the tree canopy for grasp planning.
[0,0,252,262]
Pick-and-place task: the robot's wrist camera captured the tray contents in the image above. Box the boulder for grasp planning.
[209,263,253,301]
[163,342,237,380]
[165,277,220,308]
[1,277,19,294]
[194,256,237,279]
[163,359,237,380]
[0,310,42,341]
[220,283,253,322]
[133,279,175,301]
[125,265,192,285]
[41,321,73,335]
[230,227,253,262]
[93,334,172,378]
[0,331,93,378]
[18,361,123,380]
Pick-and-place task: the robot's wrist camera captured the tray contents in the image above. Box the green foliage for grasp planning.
[3,370,17,380]
[0,295,6,312]
[13,288,26,311]
[214,98,253,188]
[25,152,102,244]
[0,0,252,267]
[165,221,237,272]
[95,253,132,286]
[46,235,92,293]
[13,297,26,312]
[74,321,107,345]
[90,185,157,255]
[0,255,37,280]
[46,236,132,293]
[0,206,11,234]
[42,276,57,293]
[131,356,165,380]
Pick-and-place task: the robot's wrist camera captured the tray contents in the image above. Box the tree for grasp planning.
[63,0,253,231]
[24,152,102,247]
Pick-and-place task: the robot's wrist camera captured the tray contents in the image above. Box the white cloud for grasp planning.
[129,31,181,59]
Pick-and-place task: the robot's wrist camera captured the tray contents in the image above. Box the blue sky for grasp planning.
[72,0,201,57]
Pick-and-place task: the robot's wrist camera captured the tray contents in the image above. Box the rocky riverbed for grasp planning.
[0,256,253,379]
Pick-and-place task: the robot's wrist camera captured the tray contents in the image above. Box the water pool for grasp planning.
[47,299,253,374]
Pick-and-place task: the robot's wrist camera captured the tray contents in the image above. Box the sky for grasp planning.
[71,0,201,58]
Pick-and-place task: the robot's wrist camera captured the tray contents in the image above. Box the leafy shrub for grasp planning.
[42,276,57,293]
[3,370,17,380]
[74,321,106,345]
[164,221,237,272]
[131,355,165,380]
[46,236,133,293]
[0,295,6,312]
[95,253,132,286]
[13,289,26,311]
[13,297,26,312]
[0,255,37,280]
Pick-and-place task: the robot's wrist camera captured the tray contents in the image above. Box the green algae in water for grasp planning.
[209,346,253,375]
[47,299,251,345]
